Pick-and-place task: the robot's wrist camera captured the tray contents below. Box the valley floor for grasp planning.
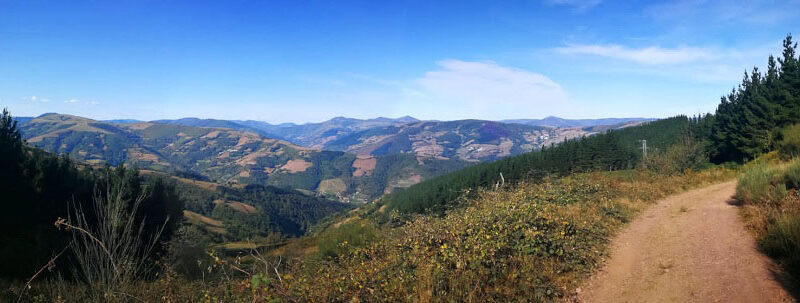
[577,181,793,302]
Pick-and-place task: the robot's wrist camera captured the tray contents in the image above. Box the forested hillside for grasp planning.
[382,116,705,214]
[0,107,354,283]
[710,35,800,163]
[320,119,552,161]
[380,33,800,216]
[152,169,352,243]
[11,34,800,303]
[19,114,470,202]
[0,109,184,278]
[236,116,419,148]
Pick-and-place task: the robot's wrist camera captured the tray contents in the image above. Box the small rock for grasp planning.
[575,288,582,294]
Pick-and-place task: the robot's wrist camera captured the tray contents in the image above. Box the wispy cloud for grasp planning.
[544,0,602,12]
[552,41,781,84]
[65,99,80,103]
[24,96,50,103]
[406,60,569,119]
[555,44,716,65]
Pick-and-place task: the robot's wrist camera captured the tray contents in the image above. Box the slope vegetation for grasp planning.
[321,119,552,161]
[382,116,703,214]
[20,114,470,202]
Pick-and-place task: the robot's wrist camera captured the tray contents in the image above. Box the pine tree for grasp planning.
[776,34,800,125]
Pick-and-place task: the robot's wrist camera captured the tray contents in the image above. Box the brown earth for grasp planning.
[183,210,226,235]
[352,156,377,177]
[281,159,312,173]
[318,178,347,195]
[226,201,257,214]
[202,130,221,139]
[577,181,793,303]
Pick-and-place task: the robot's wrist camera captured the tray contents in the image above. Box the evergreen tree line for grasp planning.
[210,184,352,241]
[0,108,184,279]
[710,34,800,163]
[382,34,800,216]
[382,116,703,215]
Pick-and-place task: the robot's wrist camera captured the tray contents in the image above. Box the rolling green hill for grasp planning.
[320,119,553,162]
[381,116,703,214]
[144,170,353,242]
[20,114,470,202]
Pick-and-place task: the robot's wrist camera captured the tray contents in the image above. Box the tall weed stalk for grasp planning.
[58,176,168,300]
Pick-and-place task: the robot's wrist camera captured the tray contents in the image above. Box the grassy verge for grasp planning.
[10,167,734,302]
[216,168,733,302]
[737,155,800,283]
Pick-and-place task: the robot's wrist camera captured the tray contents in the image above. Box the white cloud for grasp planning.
[24,96,50,103]
[551,41,782,84]
[407,60,569,119]
[556,44,716,65]
[65,99,80,103]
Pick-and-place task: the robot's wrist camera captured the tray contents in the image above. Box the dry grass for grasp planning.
[281,159,312,173]
[226,201,257,214]
[736,156,800,283]
[317,178,347,195]
[15,167,736,302]
[352,157,377,177]
[183,210,226,235]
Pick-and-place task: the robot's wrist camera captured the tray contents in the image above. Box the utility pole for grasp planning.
[640,139,647,161]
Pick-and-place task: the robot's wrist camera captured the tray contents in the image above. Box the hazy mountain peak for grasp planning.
[395,115,419,123]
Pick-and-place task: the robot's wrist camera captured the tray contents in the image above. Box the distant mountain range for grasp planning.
[501,116,655,128]
[233,116,420,148]
[151,116,652,148]
[16,113,652,202]
[18,114,467,202]
[319,120,550,161]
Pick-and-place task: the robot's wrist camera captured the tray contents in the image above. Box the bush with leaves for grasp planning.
[644,137,709,175]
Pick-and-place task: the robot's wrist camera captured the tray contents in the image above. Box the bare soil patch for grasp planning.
[352,156,377,177]
[226,201,257,214]
[281,159,312,173]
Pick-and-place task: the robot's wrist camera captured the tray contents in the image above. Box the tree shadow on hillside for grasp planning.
[726,197,800,300]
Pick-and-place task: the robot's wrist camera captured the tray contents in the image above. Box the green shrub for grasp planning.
[645,137,709,175]
[778,124,800,159]
[316,220,378,259]
[736,163,784,204]
[759,215,800,278]
[784,159,800,189]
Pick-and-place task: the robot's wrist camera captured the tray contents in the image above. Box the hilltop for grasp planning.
[19,113,646,202]
[502,116,654,128]
[19,113,469,202]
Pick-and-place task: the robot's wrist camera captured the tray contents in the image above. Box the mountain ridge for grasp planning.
[18,113,470,203]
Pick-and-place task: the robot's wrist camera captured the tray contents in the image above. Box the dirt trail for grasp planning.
[577,181,793,303]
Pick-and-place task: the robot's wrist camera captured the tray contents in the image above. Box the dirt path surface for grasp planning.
[577,181,794,303]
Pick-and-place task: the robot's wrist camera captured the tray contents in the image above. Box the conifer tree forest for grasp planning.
[2,32,800,301]
[0,108,184,278]
[711,35,800,163]
[383,34,800,215]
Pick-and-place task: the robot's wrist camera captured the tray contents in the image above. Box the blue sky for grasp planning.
[1,0,798,123]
